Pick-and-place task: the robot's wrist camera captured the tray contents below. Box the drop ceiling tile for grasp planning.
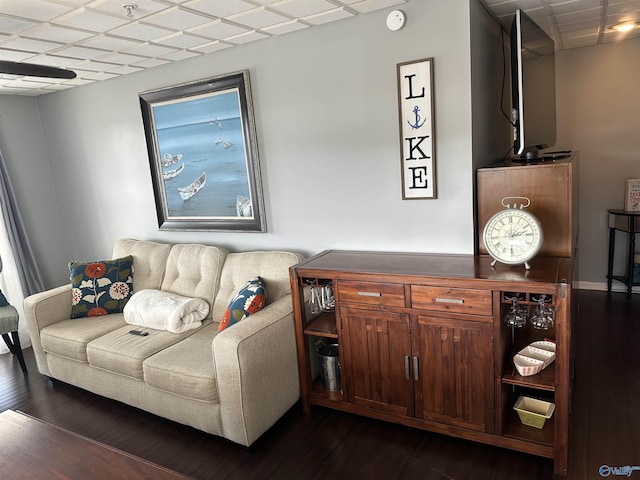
[191,40,234,53]
[347,0,407,14]
[107,64,144,75]
[80,35,143,50]
[557,17,601,32]
[123,42,178,57]
[225,30,270,44]
[52,45,109,59]
[131,57,171,68]
[19,24,95,43]
[90,0,170,18]
[0,50,34,62]
[0,16,40,35]
[0,36,64,54]
[30,54,83,67]
[61,77,96,86]
[230,7,291,29]
[159,49,200,61]
[549,0,601,15]
[262,19,310,34]
[52,8,131,31]
[97,52,148,64]
[67,59,119,71]
[0,0,75,21]
[154,32,210,48]
[555,7,603,25]
[562,33,599,49]
[607,4,640,20]
[183,0,256,17]
[142,6,214,30]
[85,71,120,80]
[189,20,250,39]
[250,0,281,4]
[109,22,175,41]
[271,0,337,17]
[50,0,95,5]
[304,7,354,25]
[603,28,640,42]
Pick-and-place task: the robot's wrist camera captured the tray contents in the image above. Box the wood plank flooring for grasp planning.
[0,290,638,480]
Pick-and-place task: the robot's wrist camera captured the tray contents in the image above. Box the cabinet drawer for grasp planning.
[411,286,492,315]
[337,280,405,307]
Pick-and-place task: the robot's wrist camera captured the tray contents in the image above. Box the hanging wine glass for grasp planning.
[531,294,555,330]
[321,284,335,312]
[310,286,323,315]
[504,293,527,328]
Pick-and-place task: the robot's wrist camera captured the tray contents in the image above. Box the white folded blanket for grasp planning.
[123,289,210,334]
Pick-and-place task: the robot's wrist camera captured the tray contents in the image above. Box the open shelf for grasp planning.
[304,311,337,338]
[502,362,555,392]
[310,378,343,403]
[503,407,555,448]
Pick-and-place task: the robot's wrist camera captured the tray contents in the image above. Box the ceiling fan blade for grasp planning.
[0,60,77,79]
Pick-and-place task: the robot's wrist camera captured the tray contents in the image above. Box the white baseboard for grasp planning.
[574,280,637,293]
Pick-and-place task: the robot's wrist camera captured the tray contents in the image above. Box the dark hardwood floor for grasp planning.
[1,290,638,479]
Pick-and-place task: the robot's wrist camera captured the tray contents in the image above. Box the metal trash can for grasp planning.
[317,343,341,391]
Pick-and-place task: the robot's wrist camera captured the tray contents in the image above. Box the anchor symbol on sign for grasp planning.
[407,105,426,129]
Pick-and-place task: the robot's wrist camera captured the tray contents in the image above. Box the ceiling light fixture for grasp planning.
[611,21,640,32]
[122,3,137,18]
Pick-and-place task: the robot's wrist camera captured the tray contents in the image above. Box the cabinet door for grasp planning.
[340,306,414,416]
[413,314,494,433]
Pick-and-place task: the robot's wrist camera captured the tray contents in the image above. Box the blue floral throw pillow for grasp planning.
[69,255,134,319]
[218,277,267,332]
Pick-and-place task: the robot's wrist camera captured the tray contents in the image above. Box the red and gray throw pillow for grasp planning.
[218,277,267,332]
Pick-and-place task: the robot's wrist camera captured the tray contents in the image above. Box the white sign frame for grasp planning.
[397,58,436,199]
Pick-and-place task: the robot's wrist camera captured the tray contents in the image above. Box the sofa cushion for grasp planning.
[218,277,266,332]
[212,251,302,321]
[86,323,207,380]
[161,244,228,316]
[112,238,172,292]
[143,323,219,402]
[69,256,133,318]
[41,314,127,362]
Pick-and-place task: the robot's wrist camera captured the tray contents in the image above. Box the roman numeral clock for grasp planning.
[482,197,543,270]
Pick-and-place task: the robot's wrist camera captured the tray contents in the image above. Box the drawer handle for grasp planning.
[435,297,464,304]
[358,291,382,297]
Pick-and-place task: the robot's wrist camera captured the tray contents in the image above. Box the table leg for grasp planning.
[607,227,615,293]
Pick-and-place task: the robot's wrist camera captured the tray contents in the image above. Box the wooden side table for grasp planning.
[607,209,640,299]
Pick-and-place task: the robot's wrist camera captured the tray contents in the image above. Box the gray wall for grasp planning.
[5,0,482,289]
[555,37,640,290]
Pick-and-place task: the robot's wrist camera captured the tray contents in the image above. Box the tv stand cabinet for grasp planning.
[290,251,573,476]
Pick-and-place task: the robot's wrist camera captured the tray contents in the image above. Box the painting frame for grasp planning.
[139,70,266,232]
[397,57,436,200]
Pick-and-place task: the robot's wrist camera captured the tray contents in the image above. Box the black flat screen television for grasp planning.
[511,9,557,160]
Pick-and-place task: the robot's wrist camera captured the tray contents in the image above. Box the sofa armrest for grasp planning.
[213,295,300,446]
[23,284,72,376]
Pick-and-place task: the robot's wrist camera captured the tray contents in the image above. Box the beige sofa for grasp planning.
[24,238,303,446]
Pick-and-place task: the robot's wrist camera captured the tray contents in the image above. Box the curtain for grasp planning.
[0,147,46,354]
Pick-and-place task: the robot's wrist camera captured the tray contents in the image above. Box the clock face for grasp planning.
[483,209,543,265]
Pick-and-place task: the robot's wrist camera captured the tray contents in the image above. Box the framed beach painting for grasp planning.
[139,70,266,232]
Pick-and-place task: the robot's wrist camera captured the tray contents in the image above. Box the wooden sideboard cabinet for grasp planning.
[290,250,573,476]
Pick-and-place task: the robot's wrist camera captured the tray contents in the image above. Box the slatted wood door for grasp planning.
[340,306,414,416]
[413,314,494,433]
